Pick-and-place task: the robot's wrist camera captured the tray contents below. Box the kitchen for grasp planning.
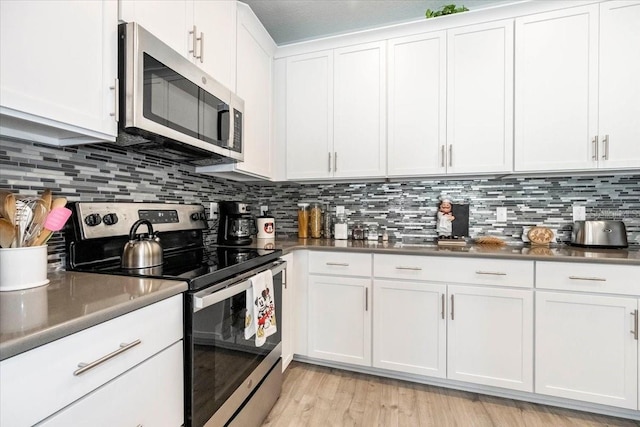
[1,0,639,426]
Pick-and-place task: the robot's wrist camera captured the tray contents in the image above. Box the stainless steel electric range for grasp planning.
[64,202,284,427]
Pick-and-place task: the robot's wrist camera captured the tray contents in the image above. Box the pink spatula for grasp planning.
[31,207,72,247]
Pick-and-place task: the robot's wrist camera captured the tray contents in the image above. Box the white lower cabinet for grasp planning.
[447,285,533,392]
[281,253,294,370]
[536,291,638,409]
[308,274,371,366]
[38,342,184,427]
[373,280,446,377]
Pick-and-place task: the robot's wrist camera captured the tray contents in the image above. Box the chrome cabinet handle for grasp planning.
[197,31,204,63]
[450,294,455,320]
[74,339,141,376]
[602,134,609,160]
[365,288,368,311]
[568,276,606,282]
[189,25,198,58]
[441,293,445,320]
[334,152,337,172]
[328,152,332,172]
[448,145,453,167]
[109,78,119,121]
[395,266,422,271]
[326,262,349,266]
[440,145,445,167]
[632,310,639,340]
[475,271,506,276]
[592,135,598,160]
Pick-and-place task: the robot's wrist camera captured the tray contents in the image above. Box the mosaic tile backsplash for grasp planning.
[1,137,639,270]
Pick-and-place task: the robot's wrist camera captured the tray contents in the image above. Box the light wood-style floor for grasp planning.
[263,362,640,427]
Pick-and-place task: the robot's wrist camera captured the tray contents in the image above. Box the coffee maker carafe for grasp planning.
[217,201,255,245]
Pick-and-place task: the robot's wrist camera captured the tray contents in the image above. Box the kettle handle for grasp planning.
[129,219,154,240]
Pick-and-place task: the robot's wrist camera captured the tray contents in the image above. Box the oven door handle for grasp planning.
[193,261,286,312]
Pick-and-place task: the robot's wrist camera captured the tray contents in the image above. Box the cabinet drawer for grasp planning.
[38,342,184,427]
[309,251,372,277]
[536,261,640,296]
[374,254,534,288]
[0,295,183,427]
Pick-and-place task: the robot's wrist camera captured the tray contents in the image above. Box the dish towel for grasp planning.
[244,269,277,347]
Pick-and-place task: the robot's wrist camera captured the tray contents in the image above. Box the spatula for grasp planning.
[31,207,72,247]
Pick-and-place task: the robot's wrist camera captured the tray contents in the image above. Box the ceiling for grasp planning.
[241,0,515,45]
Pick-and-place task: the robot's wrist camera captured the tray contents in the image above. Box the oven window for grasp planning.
[142,54,230,146]
[189,273,282,427]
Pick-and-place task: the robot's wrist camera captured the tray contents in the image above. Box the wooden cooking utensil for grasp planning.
[528,226,554,246]
[31,207,72,247]
[0,218,15,248]
[0,191,16,225]
[50,197,67,210]
[40,189,53,211]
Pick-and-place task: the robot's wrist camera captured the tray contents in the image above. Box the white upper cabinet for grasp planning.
[0,0,118,145]
[515,2,640,172]
[119,0,237,90]
[446,20,514,174]
[284,42,386,180]
[333,42,387,178]
[387,32,446,177]
[285,51,334,180]
[598,0,640,169]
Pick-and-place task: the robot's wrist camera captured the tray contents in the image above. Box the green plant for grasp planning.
[425,4,469,19]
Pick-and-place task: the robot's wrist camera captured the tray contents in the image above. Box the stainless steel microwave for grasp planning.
[116,22,243,165]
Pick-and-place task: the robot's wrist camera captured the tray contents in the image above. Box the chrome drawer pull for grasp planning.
[632,310,638,341]
[568,276,606,282]
[475,271,507,276]
[395,266,422,271]
[73,339,142,376]
[326,262,349,266]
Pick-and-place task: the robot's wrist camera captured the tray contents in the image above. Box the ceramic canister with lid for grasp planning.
[256,212,275,239]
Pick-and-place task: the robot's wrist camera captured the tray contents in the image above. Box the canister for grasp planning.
[297,203,310,238]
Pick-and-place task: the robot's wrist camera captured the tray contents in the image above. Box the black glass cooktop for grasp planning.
[71,246,282,292]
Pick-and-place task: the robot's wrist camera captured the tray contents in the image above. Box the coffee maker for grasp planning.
[217,201,255,245]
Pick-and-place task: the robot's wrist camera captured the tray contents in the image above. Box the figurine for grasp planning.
[436,195,455,238]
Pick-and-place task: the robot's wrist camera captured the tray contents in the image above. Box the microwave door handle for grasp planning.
[217,108,229,146]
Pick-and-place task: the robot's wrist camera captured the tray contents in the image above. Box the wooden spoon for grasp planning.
[40,188,53,211]
[0,191,16,224]
[0,218,15,248]
[50,197,67,210]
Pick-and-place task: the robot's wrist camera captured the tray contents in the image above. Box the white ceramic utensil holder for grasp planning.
[0,245,49,291]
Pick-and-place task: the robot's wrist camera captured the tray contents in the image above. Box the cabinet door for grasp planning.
[39,342,184,427]
[286,51,334,179]
[308,275,371,366]
[446,20,513,174]
[0,0,117,141]
[373,280,446,378]
[447,285,533,392]
[598,1,640,169]
[333,42,387,178]
[193,0,236,90]
[235,7,274,179]
[119,0,190,59]
[387,32,446,177]
[514,5,599,171]
[536,292,638,409]
[281,253,294,371]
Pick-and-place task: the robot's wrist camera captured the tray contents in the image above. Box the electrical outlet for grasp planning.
[496,207,507,222]
[209,202,218,220]
[261,205,268,215]
[573,205,586,221]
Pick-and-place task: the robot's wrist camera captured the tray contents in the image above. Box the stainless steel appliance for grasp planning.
[64,202,284,427]
[571,220,628,248]
[117,22,244,166]
[218,201,255,246]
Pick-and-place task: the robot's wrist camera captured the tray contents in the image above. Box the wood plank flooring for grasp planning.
[263,362,640,427]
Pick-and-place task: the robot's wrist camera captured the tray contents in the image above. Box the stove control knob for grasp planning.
[103,213,119,226]
[191,212,205,221]
[84,213,102,227]
[200,212,207,220]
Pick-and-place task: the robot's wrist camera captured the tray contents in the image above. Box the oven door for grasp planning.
[185,261,285,427]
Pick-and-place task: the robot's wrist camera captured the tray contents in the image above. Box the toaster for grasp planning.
[571,220,628,248]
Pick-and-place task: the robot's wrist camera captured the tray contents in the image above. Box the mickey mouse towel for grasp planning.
[244,269,277,347]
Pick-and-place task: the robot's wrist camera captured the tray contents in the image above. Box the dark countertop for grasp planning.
[250,237,640,265]
[0,271,187,361]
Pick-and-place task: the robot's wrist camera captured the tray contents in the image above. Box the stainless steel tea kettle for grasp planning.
[121,219,163,269]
